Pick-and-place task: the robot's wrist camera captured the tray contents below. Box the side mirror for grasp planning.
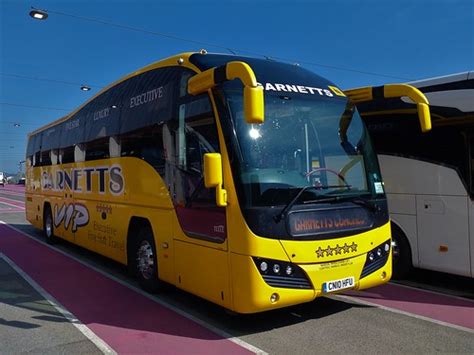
[417,102,431,133]
[188,61,264,125]
[384,84,432,133]
[204,153,227,207]
[344,84,432,133]
[244,86,264,124]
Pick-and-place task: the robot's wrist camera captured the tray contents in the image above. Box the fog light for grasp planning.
[270,293,279,303]
[273,264,281,274]
[376,248,382,257]
[381,271,387,280]
[285,265,293,275]
[260,261,268,272]
[384,243,390,252]
[369,252,375,261]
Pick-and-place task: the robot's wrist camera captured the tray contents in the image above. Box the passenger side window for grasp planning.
[85,137,109,161]
[120,125,166,175]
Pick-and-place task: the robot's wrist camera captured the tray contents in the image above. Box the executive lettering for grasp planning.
[130,87,164,108]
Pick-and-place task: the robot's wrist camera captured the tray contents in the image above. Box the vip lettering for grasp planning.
[130,87,164,108]
[93,107,111,121]
[66,119,80,130]
[54,203,89,232]
[258,83,334,97]
[42,165,125,195]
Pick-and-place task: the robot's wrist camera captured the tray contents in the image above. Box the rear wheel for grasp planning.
[133,225,161,292]
[391,225,412,279]
[43,205,57,245]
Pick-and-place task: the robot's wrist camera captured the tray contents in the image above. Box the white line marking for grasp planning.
[389,281,474,304]
[330,294,474,334]
[0,221,267,355]
[0,252,116,354]
[0,200,25,209]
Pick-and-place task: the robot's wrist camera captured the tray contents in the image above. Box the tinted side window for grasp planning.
[85,137,109,161]
[40,150,52,166]
[61,147,75,164]
[120,125,166,174]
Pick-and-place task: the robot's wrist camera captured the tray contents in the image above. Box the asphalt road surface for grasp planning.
[1,185,473,354]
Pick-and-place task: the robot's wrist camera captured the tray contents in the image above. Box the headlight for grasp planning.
[252,257,312,289]
[360,239,391,279]
[273,264,281,274]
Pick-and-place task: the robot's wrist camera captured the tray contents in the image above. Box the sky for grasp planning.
[0,0,473,173]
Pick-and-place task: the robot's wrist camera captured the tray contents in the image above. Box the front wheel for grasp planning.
[133,226,161,292]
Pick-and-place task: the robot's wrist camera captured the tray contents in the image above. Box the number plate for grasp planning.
[322,276,355,293]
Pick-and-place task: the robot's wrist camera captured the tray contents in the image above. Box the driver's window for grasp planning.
[173,93,219,206]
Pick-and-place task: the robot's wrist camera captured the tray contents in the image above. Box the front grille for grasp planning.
[262,275,312,289]
[360,253,389,278]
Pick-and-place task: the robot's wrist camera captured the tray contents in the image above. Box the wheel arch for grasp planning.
[43,200,52,222]
[390,219,414,264]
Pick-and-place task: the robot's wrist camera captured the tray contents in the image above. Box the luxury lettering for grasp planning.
[93,107,111,121]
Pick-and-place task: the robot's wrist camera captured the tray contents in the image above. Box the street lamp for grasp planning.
[29,9,48,20]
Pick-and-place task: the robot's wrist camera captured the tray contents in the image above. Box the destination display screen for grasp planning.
[287,207,372,237]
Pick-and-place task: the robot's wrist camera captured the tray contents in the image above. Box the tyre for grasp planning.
[391,225,412,279]
[43,205,58,245]
[133,225,161,292]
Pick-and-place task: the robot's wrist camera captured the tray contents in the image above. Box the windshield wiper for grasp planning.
[274,186,322,223]
[273,184,354,223]
[304,195,380,212]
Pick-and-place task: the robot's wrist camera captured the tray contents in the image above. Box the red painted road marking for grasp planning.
[0,189,25,197]
[343,284,474,330]
[0,223,255,354]
[0,197,25,209]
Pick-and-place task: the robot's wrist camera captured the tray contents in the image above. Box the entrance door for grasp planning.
[173,97,227,243]
[167,77,230,306]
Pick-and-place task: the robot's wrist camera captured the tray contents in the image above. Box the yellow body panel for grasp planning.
[174,239,231,309]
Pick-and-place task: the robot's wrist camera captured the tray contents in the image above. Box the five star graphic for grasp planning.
[315,243,358,257]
